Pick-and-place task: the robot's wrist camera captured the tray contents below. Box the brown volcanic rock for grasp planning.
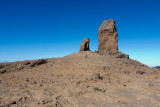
[80,38,90,51]
[98,19,118,54]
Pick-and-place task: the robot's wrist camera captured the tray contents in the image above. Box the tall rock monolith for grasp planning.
[98,19,118,54]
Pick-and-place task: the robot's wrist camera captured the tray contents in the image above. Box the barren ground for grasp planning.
[0,51,160,107]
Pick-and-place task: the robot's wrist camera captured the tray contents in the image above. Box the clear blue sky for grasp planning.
[0,0,160,67]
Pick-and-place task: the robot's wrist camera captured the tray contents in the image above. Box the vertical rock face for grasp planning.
[80,38,90,51]
[98,19,118,54]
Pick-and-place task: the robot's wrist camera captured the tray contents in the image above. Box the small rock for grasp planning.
[92,73,103,81]
[41,99,52,104]
[0,64,4,69]
[24,61,30,65]
[93,87,105,92]
[136,71,145,75]
[0,69,7,74]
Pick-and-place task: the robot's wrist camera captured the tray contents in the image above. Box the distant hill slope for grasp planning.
[153,66,160,69]
[0,61,8,63]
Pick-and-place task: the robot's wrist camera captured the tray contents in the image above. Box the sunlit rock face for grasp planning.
[80,38,90,51]
[98,19,118,54]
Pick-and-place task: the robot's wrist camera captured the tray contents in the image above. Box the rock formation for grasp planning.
[80,38,90,51]
[98,19,118,54]
[1,19,160,107]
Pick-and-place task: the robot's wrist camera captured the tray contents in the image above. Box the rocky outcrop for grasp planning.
[115,52,129,59]
[98,19,118,54]
[0,59,48,74]
[80,38,90,51]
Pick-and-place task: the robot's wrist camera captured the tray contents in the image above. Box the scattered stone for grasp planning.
[103,66,110,71]
[76,81,81,85]
[5,64,11,67]
[124,71,130,75]
[80,38,90,51]
[123,84,127,87]
[93,87,105,92]
[92,73,103,81]
[118,100,128,105]
[41,99,52,104]
[10,101,16,105]
[55,101,63,107]
[26,78,29,82]
[0,64,4,69]
[136,71,145,75]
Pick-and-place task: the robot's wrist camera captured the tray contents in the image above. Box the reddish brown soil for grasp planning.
[0,51,160,107]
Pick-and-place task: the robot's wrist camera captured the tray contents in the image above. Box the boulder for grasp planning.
[98,19,118,54]
[115,52,129,59]
[80,38,90,51]
[31,59,47,67]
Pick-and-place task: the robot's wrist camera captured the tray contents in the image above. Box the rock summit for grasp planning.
[98,19,118,54]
